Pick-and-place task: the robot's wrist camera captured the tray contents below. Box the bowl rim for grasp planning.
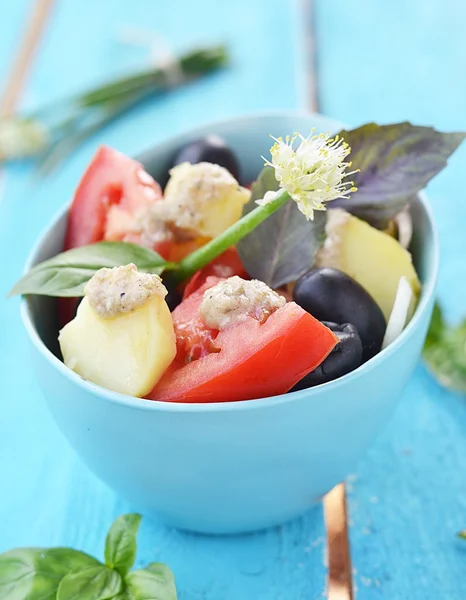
[134,109,343,161]
[20,110,439,414]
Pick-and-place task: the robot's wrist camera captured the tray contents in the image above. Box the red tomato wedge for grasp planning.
[182,248,248,299]
[146,277,338,403]
[60,146,168,327]
[64,145,164,250]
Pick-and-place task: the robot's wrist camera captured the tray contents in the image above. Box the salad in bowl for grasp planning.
[12,112,459,532]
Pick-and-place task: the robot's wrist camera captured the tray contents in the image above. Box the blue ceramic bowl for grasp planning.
[21,112,438,534]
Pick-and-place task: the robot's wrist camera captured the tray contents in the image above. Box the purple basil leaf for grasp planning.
[332,122,465,228]
[237,167,326,288]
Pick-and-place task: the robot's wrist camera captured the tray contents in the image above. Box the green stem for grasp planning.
[33,47,228,174]
[36,89,148,175]
[80,46,228,107]
[173,190,290,283]
[29,46,228,114]
[0,45,229,164]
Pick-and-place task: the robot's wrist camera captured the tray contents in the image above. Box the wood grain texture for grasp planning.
[316,1,466,598]
[302,1,354,593]
[299,0,319,112]
[1,1,465,599]
[0,1,327,599]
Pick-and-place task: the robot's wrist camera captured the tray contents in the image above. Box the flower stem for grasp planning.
[173,190,290,283]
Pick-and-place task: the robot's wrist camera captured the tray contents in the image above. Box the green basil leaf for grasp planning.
[112,593,133,600]
[332,122,465,228]
[9,241,174,298]
[104,514,142,577]
[423,302,445,349]
[423,302,466,393]
[458,530,466,540]
[0,547,99,600]
[57,565,122,600]
[236,167,326,288]
[125,563,177,600]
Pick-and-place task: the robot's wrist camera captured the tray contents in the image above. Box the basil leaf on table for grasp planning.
[57,565,122,600]
[125,563,177,600]
[0,514,177,600]
[332,122,465,228]
[9,242,173,298]
[104,514,142,577]
[237,167,327,288]
[423,302,466,393]
[112,592,132,600]
[0,547,99,600]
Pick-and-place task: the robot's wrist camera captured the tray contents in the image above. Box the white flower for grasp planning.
[260,131,357,220]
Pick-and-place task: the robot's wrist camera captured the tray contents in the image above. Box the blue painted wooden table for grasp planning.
[1,1,465,598]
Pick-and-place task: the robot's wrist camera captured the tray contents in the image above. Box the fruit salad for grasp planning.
[13,123,462,402]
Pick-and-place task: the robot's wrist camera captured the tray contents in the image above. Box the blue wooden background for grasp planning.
[1,1,465,598]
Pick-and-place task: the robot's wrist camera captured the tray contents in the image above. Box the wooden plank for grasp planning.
[301,2,355,596]
[315,1,466,598]
[299,0,319,112]
[0,2,329,599]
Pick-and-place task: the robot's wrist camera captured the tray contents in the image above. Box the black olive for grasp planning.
[293,267,386,361]
[167,135,241,183]
[164,284,182,312]
[290,322,363,391]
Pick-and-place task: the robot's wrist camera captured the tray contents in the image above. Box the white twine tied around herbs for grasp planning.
[116,27,184,88]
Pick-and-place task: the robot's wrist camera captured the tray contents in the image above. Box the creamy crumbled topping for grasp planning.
[151,162,243,235]
[85,264,167,318]
[133,207,173,246]
[315,207,350,268]
[199,276,286,330]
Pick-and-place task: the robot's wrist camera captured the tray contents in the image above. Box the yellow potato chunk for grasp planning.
[59,295,176,397]
[163,162,250,238]
[196,185,250,238]
[317,208,421,321]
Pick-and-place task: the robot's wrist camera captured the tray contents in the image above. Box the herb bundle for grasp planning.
[0,45,228,173]
[423,302,466,393]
